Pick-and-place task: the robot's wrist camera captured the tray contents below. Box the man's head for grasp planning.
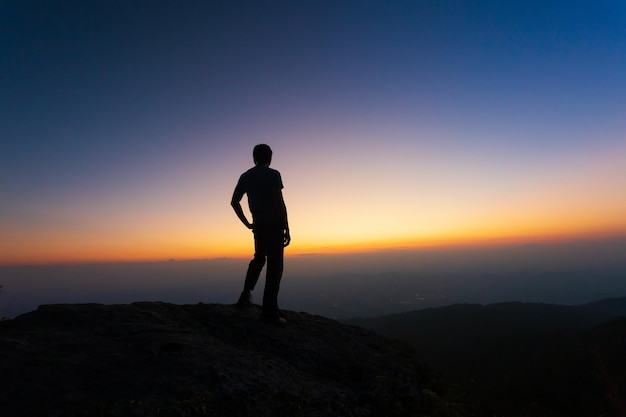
[253,144,272,165]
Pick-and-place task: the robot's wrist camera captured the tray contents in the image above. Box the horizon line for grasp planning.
[2,232,625,268]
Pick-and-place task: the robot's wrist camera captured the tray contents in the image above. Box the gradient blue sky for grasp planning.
[2,1,626,264]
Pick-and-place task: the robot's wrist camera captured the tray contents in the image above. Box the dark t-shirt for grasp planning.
[235,165,284,224]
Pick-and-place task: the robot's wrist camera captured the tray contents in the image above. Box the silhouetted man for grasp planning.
[231,144,290,325]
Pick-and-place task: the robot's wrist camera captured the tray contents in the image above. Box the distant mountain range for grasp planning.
[347,297,626,417]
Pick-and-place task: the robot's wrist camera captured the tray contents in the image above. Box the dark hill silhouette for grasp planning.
[0,302,457,417]
[586,317,626,417]
[583,296,626,318]
[347,297,626,417]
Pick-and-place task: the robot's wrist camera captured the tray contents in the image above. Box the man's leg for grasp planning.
[262,229,284,315]
[238,229,266,304]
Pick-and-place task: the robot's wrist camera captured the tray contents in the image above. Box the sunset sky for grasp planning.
[2,1,626,265]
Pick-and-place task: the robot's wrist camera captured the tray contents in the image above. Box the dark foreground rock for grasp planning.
[0,302,448,417]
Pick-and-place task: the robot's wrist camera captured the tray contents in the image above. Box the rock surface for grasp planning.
[0,302,442,417]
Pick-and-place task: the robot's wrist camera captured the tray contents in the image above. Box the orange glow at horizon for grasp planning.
[2,224,625,266]
[2,133,624,266]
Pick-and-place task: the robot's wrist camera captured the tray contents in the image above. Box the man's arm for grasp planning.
[231,188,253,229]
[274,189,291,247]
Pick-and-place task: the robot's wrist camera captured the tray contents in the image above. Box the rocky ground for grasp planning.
[0,302,453,417]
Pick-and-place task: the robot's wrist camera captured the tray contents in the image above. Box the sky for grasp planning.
[2,1,626,265]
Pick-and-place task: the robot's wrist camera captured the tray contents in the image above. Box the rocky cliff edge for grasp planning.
[0,302,446,417]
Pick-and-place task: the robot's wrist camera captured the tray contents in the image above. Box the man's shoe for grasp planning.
[236,291,253,307]
[260,312,287,326]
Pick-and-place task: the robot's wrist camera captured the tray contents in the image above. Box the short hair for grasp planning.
[253,144,272,165]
